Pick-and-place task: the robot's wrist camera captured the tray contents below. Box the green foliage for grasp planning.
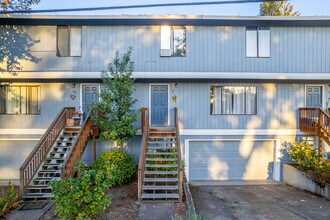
[0,182,21,218]
[259,1,300,16]
[50,163,112,220]
[92,47,138,147]
[285,141,330,183]
[1,0,40,11]
[92,149,136,187]
[285,142,321,171]
[172,211,204,220]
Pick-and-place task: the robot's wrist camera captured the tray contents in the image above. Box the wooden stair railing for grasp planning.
[138,108,149,202]
[19,107,75,196]
[299,107,330,157]
[61,109,97,179]
[174,107,183,203]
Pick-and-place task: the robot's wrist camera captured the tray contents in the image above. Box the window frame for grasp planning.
[210,85,257,115]
[56,26,82,57]
[246,26,271,58]
[160,26,186,57]
[0,85,41,115]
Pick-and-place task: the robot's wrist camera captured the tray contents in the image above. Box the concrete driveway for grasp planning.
[190,183,330,220]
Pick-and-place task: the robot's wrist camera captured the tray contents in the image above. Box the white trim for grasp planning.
[180,129,304,136]
[0,129,46,135]
[3,71,330,80]
[0,138,40,141]
[184,138,281,182]
[80,83,101,112]
[304,84,325,108]
[149,84,170,126]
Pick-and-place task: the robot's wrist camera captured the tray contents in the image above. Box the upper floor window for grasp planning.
[246,27,270,58]
[57,26,82,57]
[210,86,257,115]
[160,26,186,57]
[0,85,40,115]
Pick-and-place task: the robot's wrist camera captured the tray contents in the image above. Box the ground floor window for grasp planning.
[210,86,257,115]
[0,85,40,114]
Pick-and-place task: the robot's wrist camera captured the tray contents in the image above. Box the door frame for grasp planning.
[80,83,101,112]
[304,84,324,108]
[149,83,170,126]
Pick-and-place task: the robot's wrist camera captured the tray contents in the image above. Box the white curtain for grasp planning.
[212,87,222,114]
[222,87,232,114]
[233,87,245,114]
[246,87,256,114]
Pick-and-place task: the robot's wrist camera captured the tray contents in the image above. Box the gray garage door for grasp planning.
[189,140,275,181]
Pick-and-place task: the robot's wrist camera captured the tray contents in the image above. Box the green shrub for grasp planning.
[172,211,204,220]
[0,182,21,218]
[92,149,136,187]
[50,163,112,220]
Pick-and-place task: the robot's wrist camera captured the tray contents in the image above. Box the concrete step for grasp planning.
[144,178,178,182]
[141,193,179,199]
[142,185,179,190]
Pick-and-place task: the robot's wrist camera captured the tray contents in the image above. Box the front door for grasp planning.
[82,85,99,118]
[306,86,322,108]
[151,85,168,125]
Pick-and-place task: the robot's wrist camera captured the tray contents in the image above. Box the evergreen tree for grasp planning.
[259,1,300,16]
[92,47,138,147]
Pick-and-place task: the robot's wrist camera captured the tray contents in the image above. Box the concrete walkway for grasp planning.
[7,202,53,220]
[191,184,330,220]
[137,203,175,220]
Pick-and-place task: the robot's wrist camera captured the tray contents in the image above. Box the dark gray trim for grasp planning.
[1,18,330,27]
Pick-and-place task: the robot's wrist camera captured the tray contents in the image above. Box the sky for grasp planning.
[30,0,330,16]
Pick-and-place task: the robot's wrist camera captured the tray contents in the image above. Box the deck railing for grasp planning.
[299,107,330,156]
[174,107,183,203]
[138,108,149,202]
[61,109,96,179]
[19,107,75,196]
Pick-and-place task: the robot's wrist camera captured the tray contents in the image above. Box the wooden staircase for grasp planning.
[138,108,183,202]
[23,127,80,199]
[20,108,97,200]
[299,107,330,163]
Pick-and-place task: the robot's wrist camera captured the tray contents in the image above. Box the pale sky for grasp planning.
[30,0,329,16]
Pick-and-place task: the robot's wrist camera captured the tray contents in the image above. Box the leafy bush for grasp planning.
[286,142,321,171]
[50,163,112,220]
[92,149,136,187]
[0,182,21,218]
[172,211,204,220]
[285,141,330,183]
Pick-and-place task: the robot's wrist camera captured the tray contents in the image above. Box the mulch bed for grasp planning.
[40,178,140,220]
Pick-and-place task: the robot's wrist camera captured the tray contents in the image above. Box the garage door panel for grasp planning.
[189,140,275,181]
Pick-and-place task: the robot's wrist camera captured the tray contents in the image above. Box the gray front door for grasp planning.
[151,85,168,125]
[82,85,99,118]
[306,86,322,107]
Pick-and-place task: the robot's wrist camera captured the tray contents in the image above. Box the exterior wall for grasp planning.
[4,25,330,74]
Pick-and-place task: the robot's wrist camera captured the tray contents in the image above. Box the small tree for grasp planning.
[259,1,300,16]
[92,47,137,147]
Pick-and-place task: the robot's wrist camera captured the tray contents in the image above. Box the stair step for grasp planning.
[145,171,178,175]
[146,158,177,162]
[57,140,73,143]
[147,147,172,150]
[148,141,176,144]
[46,157,65,160]
[28,185,52,189]
[43,163,62,166]
[38,170,61,173]
[144,178,178,182]
[34,177,60,181]
[23,193,54,198]
[149,136,176,139]
[142,185,179,190]
[146,152,177,155]
[145,164,178,168]
[141,193,179,199]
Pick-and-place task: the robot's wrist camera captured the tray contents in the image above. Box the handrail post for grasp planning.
[174,107,183,203]
[318,108,323,160]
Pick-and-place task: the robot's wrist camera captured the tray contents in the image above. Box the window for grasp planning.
[160,26,186,57]
[246,27,270,58]
[210,86,257,115]
[57,26,82,57]
[0,86,40,115]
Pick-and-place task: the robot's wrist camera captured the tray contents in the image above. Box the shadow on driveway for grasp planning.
[191,183,330,220]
